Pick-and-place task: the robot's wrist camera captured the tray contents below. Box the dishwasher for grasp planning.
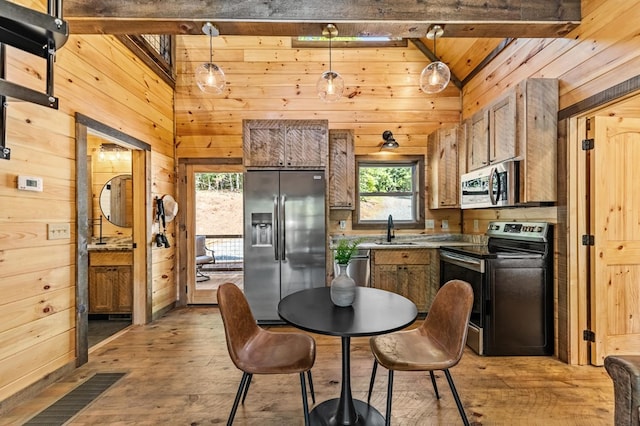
[334,249,370,287]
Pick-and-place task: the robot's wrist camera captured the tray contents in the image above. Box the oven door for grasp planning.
[439,250,485,330]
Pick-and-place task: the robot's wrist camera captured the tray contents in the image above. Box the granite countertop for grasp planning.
[88,237,133,251]
[357,240,479,249]
[331,234,486,250]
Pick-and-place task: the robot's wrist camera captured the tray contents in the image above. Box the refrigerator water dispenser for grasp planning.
[251,213,272,246]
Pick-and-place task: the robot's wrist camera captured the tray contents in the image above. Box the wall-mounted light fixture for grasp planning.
[380,130,399,150]
[316,24,344,102]
[195,22,226,94]
[419,25,450,94]
[98,143,129,162]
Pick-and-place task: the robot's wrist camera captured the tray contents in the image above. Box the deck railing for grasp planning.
[202,234,243,270]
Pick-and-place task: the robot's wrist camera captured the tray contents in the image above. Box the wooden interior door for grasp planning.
[590,116,640,365]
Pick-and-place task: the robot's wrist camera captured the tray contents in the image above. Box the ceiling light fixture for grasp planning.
[380,130,399,150]
[419,25,450,94]
[195,22,226,95]
[316,24,344,102]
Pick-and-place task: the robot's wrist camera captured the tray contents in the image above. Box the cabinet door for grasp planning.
[372,264,399,294]
[466,110,489,171]
[243,120,285,167]
[89,266,116,313]
[114,266,133,312]
[437,125,460,208]
[285,124,328,167]
[403,265,429,312]
[489,91,517,164]
[329,129,355,209]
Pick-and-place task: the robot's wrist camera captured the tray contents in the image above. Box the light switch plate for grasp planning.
[425,219,435,229]
[48,223,70,240]
[339,220,346,230]
[441,220,449,229]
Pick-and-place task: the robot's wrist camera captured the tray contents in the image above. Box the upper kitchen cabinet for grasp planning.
[328,129,355,209]
[243,119,328,168]
[428,124,461,209]
[466,91,517,171]
[464,78,558,203]
[516,78,558,203]
[466,109,490,171]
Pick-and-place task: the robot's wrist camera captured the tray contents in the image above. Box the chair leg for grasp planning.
[429,371,440,399]
[367,360,378,404]
[306,370,315,404]
[241,373,253,404]
[228,372,250,426]
[300,372,310,426]
[385,370,394,426]
[444,369,469,426]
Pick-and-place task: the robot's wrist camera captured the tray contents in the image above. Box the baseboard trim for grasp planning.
[0,360,76,416]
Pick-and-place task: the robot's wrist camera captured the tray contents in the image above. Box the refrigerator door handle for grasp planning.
[273,195,279,261]
[281,194,287,261]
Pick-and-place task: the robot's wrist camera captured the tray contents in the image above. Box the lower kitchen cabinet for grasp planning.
[89,251,133,314]
[371,249,436,313]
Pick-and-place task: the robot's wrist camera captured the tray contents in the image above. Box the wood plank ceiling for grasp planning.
[62,0,581,83]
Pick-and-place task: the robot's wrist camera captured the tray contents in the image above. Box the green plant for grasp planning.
[334,238,362,265]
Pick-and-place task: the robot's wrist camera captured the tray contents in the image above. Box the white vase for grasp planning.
[331,263,356,307]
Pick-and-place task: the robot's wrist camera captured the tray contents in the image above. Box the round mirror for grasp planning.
[100,174,133,227]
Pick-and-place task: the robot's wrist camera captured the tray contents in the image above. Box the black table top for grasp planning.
[278,287,417,337]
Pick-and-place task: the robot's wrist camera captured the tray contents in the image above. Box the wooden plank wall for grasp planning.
[174,35,463,234]
[0,1,175,404]
[461,0,640,362]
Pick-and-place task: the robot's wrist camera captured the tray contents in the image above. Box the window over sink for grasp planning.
[353,155,424,229]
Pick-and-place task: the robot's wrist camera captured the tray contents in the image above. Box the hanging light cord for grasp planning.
[328,33,333,73]
[208,29,213,64]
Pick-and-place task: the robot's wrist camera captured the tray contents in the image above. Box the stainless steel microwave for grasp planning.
[460,160,520,209]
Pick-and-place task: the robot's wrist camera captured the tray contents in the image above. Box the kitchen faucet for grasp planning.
[386,214,394,242]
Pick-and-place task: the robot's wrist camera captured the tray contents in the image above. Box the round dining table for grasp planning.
[278,286,417,425]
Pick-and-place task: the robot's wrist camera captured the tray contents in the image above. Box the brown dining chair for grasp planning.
[217,283,316,425]
[367,279,473,426]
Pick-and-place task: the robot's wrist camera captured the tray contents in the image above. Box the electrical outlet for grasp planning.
[441,220,449,230]
[473,219,479,232]
[425,219,435,229]
[339,220,346,230]
[48,223,70,240]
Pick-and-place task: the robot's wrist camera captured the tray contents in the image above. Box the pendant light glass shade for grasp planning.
[317,71,345,102]
[420,25,450,94]
[420,61,450,94]
[317,24,344,102]
[196,22,226,95]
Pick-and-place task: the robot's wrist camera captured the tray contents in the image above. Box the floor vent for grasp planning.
[24,372,126,425]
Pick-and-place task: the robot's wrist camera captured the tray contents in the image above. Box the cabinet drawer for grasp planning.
[373,249,430,265]
[90,251,132,266]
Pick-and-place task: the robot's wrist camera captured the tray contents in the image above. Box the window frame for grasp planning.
[352,155,425,230]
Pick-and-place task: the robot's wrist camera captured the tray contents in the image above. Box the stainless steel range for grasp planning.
[439,221,553,356]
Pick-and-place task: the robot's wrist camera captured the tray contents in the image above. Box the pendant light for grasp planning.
[419,25,450,94]
[380,130,399,150]
[316,24,344,102]
[195,22,226,94]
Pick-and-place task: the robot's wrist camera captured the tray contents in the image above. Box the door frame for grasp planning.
[75,113,152,366]
[567,92,640,365]
[177,159,243,306]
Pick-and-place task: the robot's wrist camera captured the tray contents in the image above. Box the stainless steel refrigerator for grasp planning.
[243,170,326,322]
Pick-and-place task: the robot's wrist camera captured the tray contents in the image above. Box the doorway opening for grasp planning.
[187,168,244,304]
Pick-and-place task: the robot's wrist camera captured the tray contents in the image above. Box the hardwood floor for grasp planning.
[1,305,614,425]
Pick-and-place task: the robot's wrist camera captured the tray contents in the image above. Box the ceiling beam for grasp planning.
[63,0,581,37]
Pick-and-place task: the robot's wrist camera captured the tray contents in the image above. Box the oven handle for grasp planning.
[440,251,485,273]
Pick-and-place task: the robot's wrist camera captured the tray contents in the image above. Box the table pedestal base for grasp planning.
[309,398,385,425]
